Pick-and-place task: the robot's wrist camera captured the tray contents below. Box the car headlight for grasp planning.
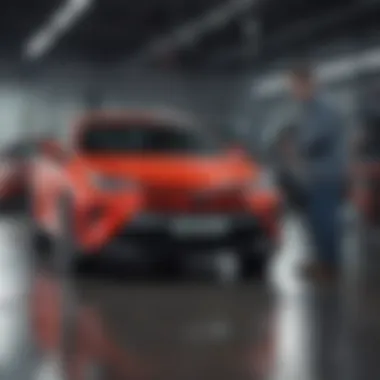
[90,173,137,191]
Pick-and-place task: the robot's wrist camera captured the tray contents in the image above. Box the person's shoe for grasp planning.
[318,264,339,284]
[300,262,322,278]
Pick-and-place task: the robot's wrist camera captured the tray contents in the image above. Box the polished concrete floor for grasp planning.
[0,210,379,380]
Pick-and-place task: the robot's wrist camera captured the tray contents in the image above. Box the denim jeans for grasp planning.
[305,180,344,267]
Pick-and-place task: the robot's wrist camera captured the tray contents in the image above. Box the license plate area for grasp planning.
[170,216,230,237]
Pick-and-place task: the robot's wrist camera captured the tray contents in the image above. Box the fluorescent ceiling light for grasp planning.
[130,0,257,62]
[24,0,93,60]
[252,46,380,98]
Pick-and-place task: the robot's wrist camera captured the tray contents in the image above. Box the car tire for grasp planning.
[30,222,52,262]
[55,194,80,275]
[156,249,182,279]
[239,247,272,280]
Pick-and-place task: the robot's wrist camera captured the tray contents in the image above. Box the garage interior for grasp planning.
[1,0,380,379]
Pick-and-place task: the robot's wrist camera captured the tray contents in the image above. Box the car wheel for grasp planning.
[55,194,79,275]
[29,219,52,263]
[30,221,49,251]
[239,244,272,280]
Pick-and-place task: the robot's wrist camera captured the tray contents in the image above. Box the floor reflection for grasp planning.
[270,212,380,380]
[70,278,276,380]
[32,270,150,380]
[0,213,379,380]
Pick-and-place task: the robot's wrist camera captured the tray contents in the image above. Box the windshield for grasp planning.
[80,125,224,154]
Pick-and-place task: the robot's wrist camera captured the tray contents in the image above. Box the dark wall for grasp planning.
[7,65,246,144]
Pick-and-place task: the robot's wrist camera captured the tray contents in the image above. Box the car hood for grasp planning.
[78,154,259,190]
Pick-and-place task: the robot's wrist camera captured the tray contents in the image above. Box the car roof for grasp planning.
[74,108,201,132]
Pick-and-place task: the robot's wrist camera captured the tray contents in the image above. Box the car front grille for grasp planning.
[114,213,262,250]
[144,187,246,213]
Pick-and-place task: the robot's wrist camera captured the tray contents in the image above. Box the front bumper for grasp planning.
[104,213,274,257]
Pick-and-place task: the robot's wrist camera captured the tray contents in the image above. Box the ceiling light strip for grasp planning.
[24,0,93,60]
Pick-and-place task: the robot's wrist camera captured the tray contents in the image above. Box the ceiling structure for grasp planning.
[1,0,380,71]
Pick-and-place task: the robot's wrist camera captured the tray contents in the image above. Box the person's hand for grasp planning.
[286,145,303,173]
[281,140,297,162]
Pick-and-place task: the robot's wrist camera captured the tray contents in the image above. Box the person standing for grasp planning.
[288,61,346,281]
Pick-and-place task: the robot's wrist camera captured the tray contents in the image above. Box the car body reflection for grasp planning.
[31,270,149,380]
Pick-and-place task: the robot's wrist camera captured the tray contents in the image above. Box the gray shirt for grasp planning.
[296,95,346,185]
